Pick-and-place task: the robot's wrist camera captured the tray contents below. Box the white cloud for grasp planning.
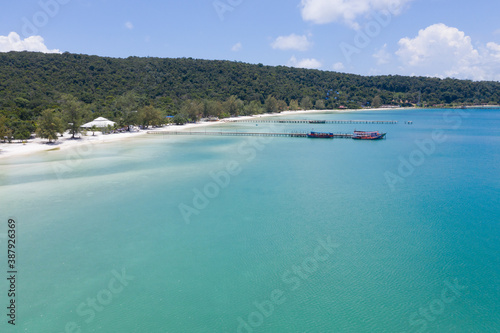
[231,42,242,52]
[0,32,61,54]
[396,24,478,67]
[395,23,500,80]
[288,56,322,69]
[300,0,412,28]
[483,42,500,68]
[332,62,345,70]
[373,43,392,65]
[486,41,500,57]
[125,21,134,30]
[271,34,312,51]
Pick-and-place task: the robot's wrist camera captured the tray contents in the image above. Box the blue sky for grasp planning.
[1,0,500,81]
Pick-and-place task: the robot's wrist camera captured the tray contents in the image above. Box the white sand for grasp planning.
[0,108,410,159]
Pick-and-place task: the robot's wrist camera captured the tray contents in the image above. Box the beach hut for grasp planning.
[81,117,116,129]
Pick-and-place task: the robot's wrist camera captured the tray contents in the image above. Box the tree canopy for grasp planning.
[0,51,499,138]
[36,109,65,142]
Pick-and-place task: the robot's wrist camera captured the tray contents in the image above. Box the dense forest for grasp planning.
[1,51,499,141]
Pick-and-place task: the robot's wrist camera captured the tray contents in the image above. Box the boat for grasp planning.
[307,131,334,138]
[352,130,386,140]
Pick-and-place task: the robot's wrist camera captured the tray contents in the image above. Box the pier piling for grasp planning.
[223,119,398,124]
[147,131,354,138]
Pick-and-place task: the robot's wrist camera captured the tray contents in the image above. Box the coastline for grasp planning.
[0,107,410,159]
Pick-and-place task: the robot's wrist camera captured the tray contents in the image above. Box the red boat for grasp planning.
[307,131,334,138]
[352,130,386,140]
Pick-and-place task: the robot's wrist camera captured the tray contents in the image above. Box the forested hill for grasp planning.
[1,51,500,119]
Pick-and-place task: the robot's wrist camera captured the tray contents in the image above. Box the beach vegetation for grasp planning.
[0,116,13,143]
[264,95,279,113]
[243,100,264,116]
[138,105,163,128]
[10,119,34,141]
[202,100,222,118]
[223,95,244,117]
[277,99,288,112]
[1,52,500,136]
[315,99,325,109]
[372,95,382,108]
[173,113,188,125]
[289,99,299,111]
[300,96,313,110]
[59,94,90,139]
[36,109,65,143]
[180,100,203,122]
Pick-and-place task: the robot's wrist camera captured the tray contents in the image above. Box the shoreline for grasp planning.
[0,107,411,159]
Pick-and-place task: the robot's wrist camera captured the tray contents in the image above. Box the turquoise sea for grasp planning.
[0,108,499,332]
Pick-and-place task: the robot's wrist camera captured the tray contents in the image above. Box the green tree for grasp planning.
[203,100,222,118]
[10,120,34,141]
[371,95,382,108]
[115,91,141,128]
[181,100,203,122]
[223,95,244,116]
[277,100,288,112]
[138,105,163,128]
[14,97,30,108]
[264,95,279,113]
[4,51,500,118]
[36,109,65,143]
[289,99,299,110]
[90,125,98,136]
[60,94,89,138]
[0,116,12,143]
[300,96,313,110]
[243,100,263,115]
[315,99,326,109]
[173,113,188,125]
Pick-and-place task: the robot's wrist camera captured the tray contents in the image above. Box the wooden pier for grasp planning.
[147,131,353,138]
[224,119,398,124]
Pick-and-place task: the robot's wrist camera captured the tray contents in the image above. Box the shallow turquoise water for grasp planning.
[0,109,499,332]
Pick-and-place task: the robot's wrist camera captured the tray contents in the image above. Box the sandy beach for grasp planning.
[0,108,407,159]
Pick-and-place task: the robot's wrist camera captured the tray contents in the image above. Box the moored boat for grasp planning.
[307,131,334,138]
[352,130,386,140]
